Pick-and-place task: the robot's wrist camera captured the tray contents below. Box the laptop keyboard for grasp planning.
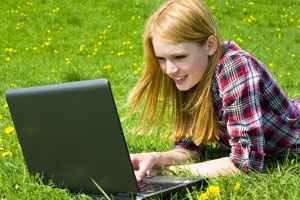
[138,181,176,194]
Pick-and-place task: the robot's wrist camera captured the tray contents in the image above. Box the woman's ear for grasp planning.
[206,35,218,56]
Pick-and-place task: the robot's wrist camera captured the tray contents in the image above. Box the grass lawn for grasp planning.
[1,0,300,199]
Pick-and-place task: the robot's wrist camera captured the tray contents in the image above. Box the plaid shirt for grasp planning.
[175,41,300,173]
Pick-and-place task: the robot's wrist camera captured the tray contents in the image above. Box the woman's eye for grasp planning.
[175,55,186,60]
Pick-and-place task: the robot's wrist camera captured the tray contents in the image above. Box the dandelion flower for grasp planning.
[5,126,15,134]
[234,182,241,191]
[2,151,12,157]
[207,185,220,197]
[117,52,124,56]
[0,114,3,120]
[199,193,209,200]
[103,65,112,69]
[65,58,71,64]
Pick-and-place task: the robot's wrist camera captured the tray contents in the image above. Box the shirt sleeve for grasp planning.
[174,138,206,156]
[218,53,266,173]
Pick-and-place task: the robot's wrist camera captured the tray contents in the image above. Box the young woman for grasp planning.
[127,0,300,182]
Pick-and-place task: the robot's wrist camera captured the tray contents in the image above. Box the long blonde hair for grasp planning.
[126,0,223,145]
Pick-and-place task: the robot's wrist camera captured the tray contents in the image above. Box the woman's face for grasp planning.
[152,36,214,91]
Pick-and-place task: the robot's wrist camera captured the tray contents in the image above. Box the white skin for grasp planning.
[130,35,241,182]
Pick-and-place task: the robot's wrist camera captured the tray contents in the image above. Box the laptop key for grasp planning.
[138,181,175,194]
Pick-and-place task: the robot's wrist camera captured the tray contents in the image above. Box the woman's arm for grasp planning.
[131,148,242,181]
[170,157,242,177]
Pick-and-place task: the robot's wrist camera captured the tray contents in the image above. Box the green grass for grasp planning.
[0,0,299,199]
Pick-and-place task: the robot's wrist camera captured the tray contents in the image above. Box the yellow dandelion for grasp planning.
[158,96,164,101]
[103,65,112,69]
[78,44,84,52]
[199,193,209,200]
[234,182,241,191]
[268,63,273,67]
[287,72,291,76]
[5,127,15,134]
[0,139,3,143]
[0,114,3,120]
[278,33,282,38]
[4,103,8,108]
[249,2,254,5]
[237,38,243,43]
[291,54,296,58]
[117,52,124,56]
[207,185,220,197]
[65,58,71,64]
[0,147,4,151]
[2,151,12,157]
[6,57,11,61]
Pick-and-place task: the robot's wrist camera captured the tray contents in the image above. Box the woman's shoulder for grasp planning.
[215,41,266,76]
[218,41,253,67]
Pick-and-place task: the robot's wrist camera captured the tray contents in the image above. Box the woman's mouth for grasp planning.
[173,75,187,83]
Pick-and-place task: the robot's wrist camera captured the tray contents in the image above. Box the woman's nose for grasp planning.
[165,61,178,75]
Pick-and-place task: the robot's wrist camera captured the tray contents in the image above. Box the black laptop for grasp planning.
[5,78,204,199]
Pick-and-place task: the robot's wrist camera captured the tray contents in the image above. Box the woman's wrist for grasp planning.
[150,152,162,168]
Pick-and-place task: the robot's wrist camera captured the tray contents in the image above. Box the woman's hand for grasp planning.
[130,152,160,182]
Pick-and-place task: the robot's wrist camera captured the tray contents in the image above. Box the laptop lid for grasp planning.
[6,78,140,196]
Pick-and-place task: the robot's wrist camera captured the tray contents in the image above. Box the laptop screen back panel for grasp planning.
[6,79,139,195]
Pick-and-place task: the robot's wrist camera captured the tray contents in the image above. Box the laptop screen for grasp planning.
[6,79,139,195]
